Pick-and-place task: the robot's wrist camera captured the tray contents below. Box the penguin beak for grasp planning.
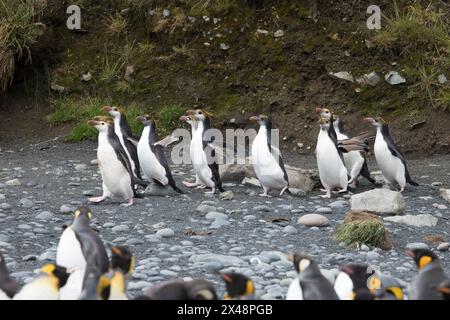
[179,115,190,122]
[363,117,374,124]
[136,116,146,123]
[249,116,259,122]
[287,254,294,262]
[217,272,232,282]
[315,107,324,114]
[102,106,112,112]
[87,120,100,127]
[340,265,354,275]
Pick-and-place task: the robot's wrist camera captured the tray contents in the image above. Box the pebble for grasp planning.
[274,29,284,37]
[366,251,381,261]
[196,204,216,214]
[36,211,53,220]
[297,214,329,227]
[19,198,34,208]
[253,205,271,212]
[316,207,332,214]
[160,269,178,277]
[210,218,231,229]
[406,242,429,250]
[437,242,450,251]
[156,228,175,238]
[329,200,348,209]
[5,179,21,186]
[112,225,130,232]
[205,212,228,220]
[282,225,297,234]
[0,203,12,210]
[60,205,73,214]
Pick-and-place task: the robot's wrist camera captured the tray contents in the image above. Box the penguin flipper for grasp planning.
[126,137,139,147]
[152,145,182,193]
[74,230,109,275]
[270,145,289,185]
[360,158,377,185]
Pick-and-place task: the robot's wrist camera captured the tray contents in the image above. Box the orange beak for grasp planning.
[315,107,323,114]
[102,106,112,112]
[180,115,190,122]
[249,116,259,122]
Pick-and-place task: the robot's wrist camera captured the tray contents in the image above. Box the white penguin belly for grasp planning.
[0,290,10,300]
[191,135,214,187]
[316,132,347,189]
[137,139,168,185]
[343,151,364,177]
[13,278,59,300]
[251,134,286,189]
[97,141,133,199]
[374,134,405,185]
[56,227,86,269]
[59,268,85,300]
[286,278,303,300]
[334,272,353,300]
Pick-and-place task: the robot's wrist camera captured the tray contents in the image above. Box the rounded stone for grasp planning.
[297,214,329,227]
[156,228,175,238]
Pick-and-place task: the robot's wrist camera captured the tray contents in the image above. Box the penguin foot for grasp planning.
[88,196,106,203]
[279,186,289,196]
[320,188,328,192]
[196,185,207,189]
[337,188,347,193]
[182,181,199,188]
[204,189,215,194]
[120,199,134,207]
[399,187,405,192]
[259,192,271,197]
[320,191,331,198]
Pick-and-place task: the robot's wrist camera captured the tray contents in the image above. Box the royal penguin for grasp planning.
[334,263,373,300]
[406,248,449,300]
[286,253,338,300]
[56,207,109,300]
[135,115,183,193]
[315,117,348,198]
[217,272,255,300]
[317,107,376,187]
[0,251,20,299]
[101,106,144,182]
[185,108,224,194]
[88,118,141,206]
[179,114,206,189]
[13,264,69,300]
[365,117,419,192]
[249,115,289,197]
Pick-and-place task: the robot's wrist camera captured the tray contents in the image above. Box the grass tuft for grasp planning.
[157,105,186,135]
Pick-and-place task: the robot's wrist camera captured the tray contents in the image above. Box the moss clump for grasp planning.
[157,105,186,135]
[334,211,392,250]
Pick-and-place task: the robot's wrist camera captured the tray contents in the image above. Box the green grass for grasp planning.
[48,96,147,141]
[334,215,390,250]
[157,105,186,135]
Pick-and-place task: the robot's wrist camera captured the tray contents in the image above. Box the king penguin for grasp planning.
[249,115,289,197]
[334,263,373,300]
[365,117,419,192]
[367,272,404,300]
[286,253,338,300]
[317,107,376,187]
[315,117,348,198]
[108,246,134,300]
[102,106,144,183]
[79,262,111,300]
[179,114,206,189]
[135,279,217,300]
[87,118,140,206]
[56,207,109,300]
[0,251,20,299]
[13,264,69,300]
[437,279,450,300]
[217,271,255,300]
[186,108,224,194]
[136,115,183,193]
[406,248,449,300]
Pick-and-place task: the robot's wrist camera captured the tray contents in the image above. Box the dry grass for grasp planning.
[423,234,445,245]
[105,13,128,36]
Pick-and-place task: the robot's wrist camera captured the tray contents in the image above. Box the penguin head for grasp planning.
[367,273,404,300]
[73,207,93,221]
[249,114,271,127]
[217,271,255,299]
[87,118,110,132]
[364,117,385,128]
[186,279,218,300]
[40,263,70,288]
[315,107,333,119]
[111,246,135,277]
[102,105,122,118]
[187,108,212,121]
[437,279,450,300]
[406,248,438,270]
[179,114,196,127]
[92,115,114,124]
[136,115,155,127]
[288,253,314,274]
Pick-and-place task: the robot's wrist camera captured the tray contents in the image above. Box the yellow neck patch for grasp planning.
[387,287,404,300]
[40,264,56,275]
[246,280,255,295]
[368,275,381,292]
[419,256,432,269]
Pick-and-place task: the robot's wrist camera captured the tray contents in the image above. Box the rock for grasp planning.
[242,177,261,187]
[329,71,354,82]
[36,211,53,220]
[156,228,175,238]
[433,203,447,210]
[205,212,228,220]
[144,183,177,196]
[356,71,380,86]
[162,9,171,17]
[124,65,135,82]
[90,159,98,166]
[253,205,271,212]
[316,207,332,214]
[189,254,245,267]
[385,71,406,85]
[210,218,231,229]
[406,243,429,250]
[5,179,21,186]
[366,251,381,261]
[74,164,87,171]
[360,244,370,251]
[19,198,34,208]
[284,166,318,192]
[297,214,329,227]
[196,204,216,214]
[219,163,254,182]
[329,200,348,209]
[256,29,269,35]
[38,251,56,261]
[81,72,92,81]
[320,269,339,285]
[438,74,447,84]
[152,222,167,229]
[112,225,129,232]
[288,188,306,197]
[0,203,12,210]
[160,269,177,277]
[440,189,450,203]
[50,84,67,93]
[22,254,37,262]
[282,225,297,234]
[128,281,151,291]
[274,29,284,37]
[437,242,450,251]
[384,214,438,227]
[431,182,443,187]
[60,205,73,214]
[220,43,230,50]
[350,189,405,215]
[219,190,234,200]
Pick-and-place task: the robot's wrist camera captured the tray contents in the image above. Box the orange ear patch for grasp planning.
[419,256,432,269]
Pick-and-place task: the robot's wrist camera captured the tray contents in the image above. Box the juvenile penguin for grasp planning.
[317,107,375,187]
[179,114,206,189]
[315,117,348,198]
[102,106,144,182]
[13,264,69,300]
[286,254,338,300]
[56,207,109,300]
[0,251,20,299]
[136,115,183,193]
[334,263,373,300]
[87,118,139,206]
[218,272,255,300]
[406,248,449,300]
[249,115,289,197]
[365,117,419,192]
[186,108,224,194]
[135,279,217,300]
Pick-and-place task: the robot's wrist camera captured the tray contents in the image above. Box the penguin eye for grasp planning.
[198,111,203,115]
